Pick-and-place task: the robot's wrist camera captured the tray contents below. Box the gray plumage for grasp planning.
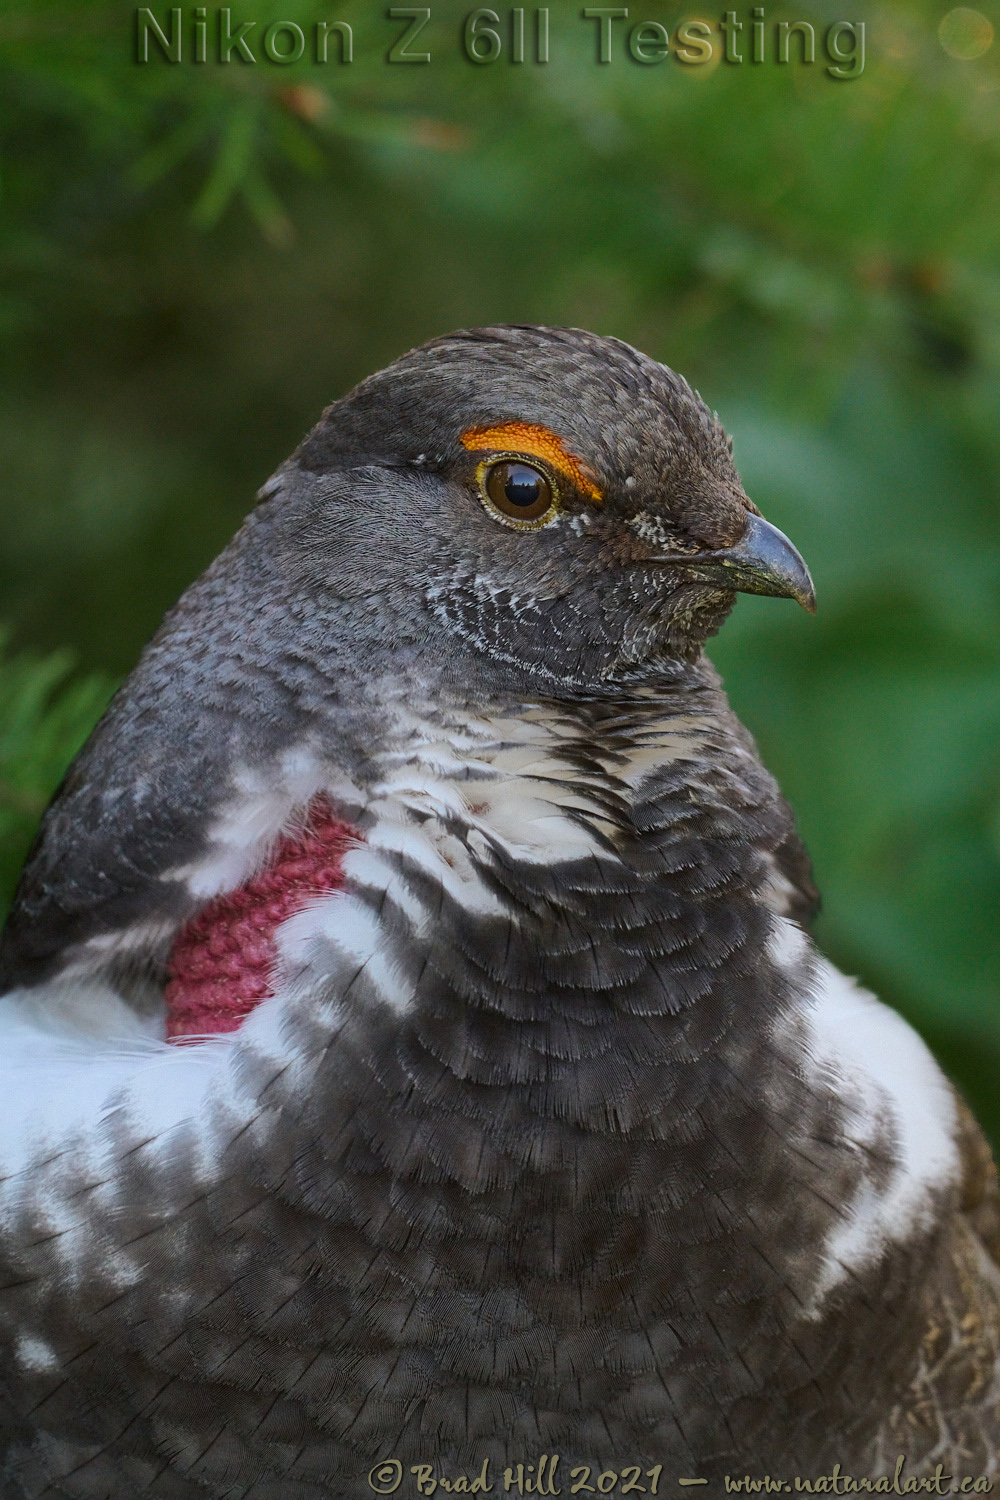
[0,326,996,1497]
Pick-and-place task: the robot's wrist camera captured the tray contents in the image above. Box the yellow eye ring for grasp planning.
[475,455,560,531]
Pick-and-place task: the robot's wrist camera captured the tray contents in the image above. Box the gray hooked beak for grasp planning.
[683,512,816,613]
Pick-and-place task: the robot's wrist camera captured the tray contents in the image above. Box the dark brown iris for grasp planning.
[484,461,553,523]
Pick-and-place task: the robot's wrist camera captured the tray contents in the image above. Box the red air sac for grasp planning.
[165,796,360,1040]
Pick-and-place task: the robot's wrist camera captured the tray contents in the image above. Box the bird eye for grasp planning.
[479,460,556,529]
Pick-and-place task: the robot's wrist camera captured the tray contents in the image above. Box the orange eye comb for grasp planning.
[460,422,603,504]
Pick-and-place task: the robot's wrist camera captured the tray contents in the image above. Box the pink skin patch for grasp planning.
[165,796,361,1040]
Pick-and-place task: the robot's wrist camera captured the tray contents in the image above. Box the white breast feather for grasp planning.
[770,921,961,1312]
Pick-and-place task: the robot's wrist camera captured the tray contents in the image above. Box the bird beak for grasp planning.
[681,513,817,614]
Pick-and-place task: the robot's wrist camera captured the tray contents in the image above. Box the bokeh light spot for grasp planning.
[938,7,994,59]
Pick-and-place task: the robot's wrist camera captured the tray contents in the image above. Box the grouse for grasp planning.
[0,326,997,1498]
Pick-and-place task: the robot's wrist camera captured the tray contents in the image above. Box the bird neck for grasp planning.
[259,661,829,1237]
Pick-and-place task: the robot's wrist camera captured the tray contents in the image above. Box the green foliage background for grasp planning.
[0,0,997,1135]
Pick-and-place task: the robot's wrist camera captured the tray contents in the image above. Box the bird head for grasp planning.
[234,324,815,700]
[0,325,817,999]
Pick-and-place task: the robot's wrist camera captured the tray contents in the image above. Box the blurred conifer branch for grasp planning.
[0,634,113,920]
[0,0,475,249]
